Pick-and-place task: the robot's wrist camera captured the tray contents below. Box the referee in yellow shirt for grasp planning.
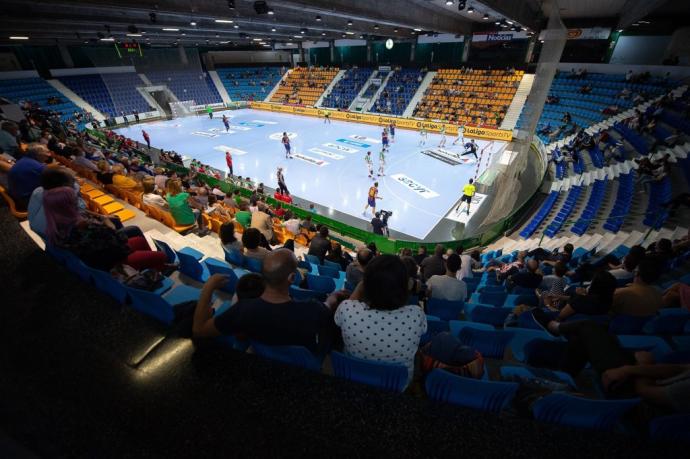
[455,178,475,215]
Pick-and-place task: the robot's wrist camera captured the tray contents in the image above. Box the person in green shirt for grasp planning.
[207,106,213,119]
[234,202,252,228]
[166,179,209,234]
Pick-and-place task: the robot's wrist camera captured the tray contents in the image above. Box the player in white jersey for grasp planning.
[452,123,465,146]
[438,125,447,147]
[419,127,428,146]
[377,148,386,176]
[365,151,374,178]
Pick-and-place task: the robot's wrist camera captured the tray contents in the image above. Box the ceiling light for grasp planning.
[467,7,474,13]
[347,20,353,26]
[374,24,379,30]
[182,33,186,36]
[253,38,263,41]
[483,13,489,20]
[321,32,326,36]
[315,15,322,22]
[446,1,453,5]
[190,21,197,26]
[394,28,399,32]
[126,33,142,37]
[10,36,29,40]
[271,28,276,32]
[162,28,179,31]
[506,19,514,25]
[262,44,271,47]
[300,28,307,34]
[346,31,354,35]
[413,28,422,32]
[341,34,346,38]
[215,19,234,24]
[294,35,302,38]
[215,34,220,37]
[267,8,274,15]
[617,29,623,32]
[100,37,114,41]
[233,25,239,28]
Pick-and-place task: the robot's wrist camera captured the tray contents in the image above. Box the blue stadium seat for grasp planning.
[532,393,639,430]
[251,342,322,372]
[425,369,518,413]
[331,351,408,392]
[426,298,465,321]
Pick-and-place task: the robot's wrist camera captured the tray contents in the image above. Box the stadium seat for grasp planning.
[306,274,336,294]
[224,248,245,267]
[425,369,518,413]
[317,264,340,279]
[470,306,513,327]
[426,298,465,321]
[203,258,241,294]
[499,365,577,390]
[331,351,408,393]
[177,250,210,282]
[458,328,514,359]
[244,257,263,273]
[532,393,640,430]
[124,284,201,324]
[420,315,450,346]
[251,342,322,372]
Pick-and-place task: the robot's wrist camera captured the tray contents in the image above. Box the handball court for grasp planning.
[116,109,504,240]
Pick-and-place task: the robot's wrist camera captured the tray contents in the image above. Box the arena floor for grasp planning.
[116,109,504,240]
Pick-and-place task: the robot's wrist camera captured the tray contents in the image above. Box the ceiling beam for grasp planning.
[475,0,543,30]
[617,0,669,29]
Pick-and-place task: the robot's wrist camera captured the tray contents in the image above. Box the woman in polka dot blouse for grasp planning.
[334,255,427,386]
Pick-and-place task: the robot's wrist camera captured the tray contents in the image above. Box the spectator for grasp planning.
[413,246,428,265]
[532,313,690,411]
[662,282,690,310]
[242,228,270,262]
[166,179,208,235]
[557,270,617,321]
[281,211,300,235]
[508,259,543,291]
[193,249,335,357]
[426,253,467,301]
[537,261,569,310]
[454,247,474,280]
[608,250,642,283]
[234,202,252,228]
[345,247,372,288]
[96,160,114,185]
[8,143,52,211]
[71,148,98,171]
[220,221,243,253]
[371,212,385,235]
[28,168,83,237]
[325,242,351,272]
[234,272,265,301]
[111,163,139,190]
[43,186,166,273]
[420,244,445,282]
[334,255,427,385]
[612,259,663,316]
[0,121,20,158]
[141,176,168,209]
[307,226,331,262]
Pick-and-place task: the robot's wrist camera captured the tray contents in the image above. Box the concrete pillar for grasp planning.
[366,39,372,63]
[329,40,335,64]
[461,36,471,63]
[410,40,416,62]
[525,37,536,63]
[298,42,305,64]
[58,44,74,68]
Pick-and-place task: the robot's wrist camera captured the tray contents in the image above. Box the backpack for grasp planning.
[419,332,485,379]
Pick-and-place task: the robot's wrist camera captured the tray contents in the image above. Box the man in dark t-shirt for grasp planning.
[371,213,385,235]
[193,249,335,356]
[307,226,331,262]
[508,259,543,291]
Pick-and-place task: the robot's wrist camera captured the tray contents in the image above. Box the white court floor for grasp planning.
[116,109,504,240]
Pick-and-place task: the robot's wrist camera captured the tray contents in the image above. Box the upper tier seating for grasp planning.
[271,67,339,106]
[215,67,283,102]
[145,70,222,106]
[414,69,523,128]
[522,72,673,144]
[371,69,425,116]
[59,73,153,117]
[0,77,82,122]
[322,67,374,109]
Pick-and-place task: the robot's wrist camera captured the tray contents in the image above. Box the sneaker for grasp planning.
[531,309,558,337]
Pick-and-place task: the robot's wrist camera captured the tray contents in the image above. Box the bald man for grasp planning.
[193,249,335,356]
[507,258,543,292]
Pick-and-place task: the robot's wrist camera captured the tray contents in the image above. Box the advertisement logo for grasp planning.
[309,148,345,160]
[323,143,358,153]
[337,138,370,148]
[390,174,440,199]
[292,153,328,167]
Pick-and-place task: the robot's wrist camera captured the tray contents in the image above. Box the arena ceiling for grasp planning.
[0,0,685,48]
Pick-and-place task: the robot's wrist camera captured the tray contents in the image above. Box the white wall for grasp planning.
[610,35,672,65]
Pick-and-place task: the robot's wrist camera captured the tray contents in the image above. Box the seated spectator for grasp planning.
[206,195,233,221]
[420,244,446,282]
[454,247,474,281]
[413,246,428,266]
[531,314,690,411]
[154,168,168,191]
[537,261,569,310]
[612,259,663,316]
[242,228,270,262]
[142,176,168,209]
[662,283,690,310]
[281,211,300,235]
[28,168,83,238]
[111,163,139,190]
[334,255,427,385]
[325,242,351,272]
[192,250,335,357]
[0,121,20,158]
[556,270,617,321]
[307,226,331,262]
[219,221,243,253]
[426,253,467,301]
[96,160,114,185]
[234,272,265,302]
[43,186,166,273]
[608,250,642,283]
[300,215,316,232]
[345,247,372,288]
[71,148,98,171]
[250,202,273,244]
[486,251,526,281]
[166,179,208,235]
[508,259,543,291]
[8,143,53,211]
[234,202,252,228]
[401,256,422,298]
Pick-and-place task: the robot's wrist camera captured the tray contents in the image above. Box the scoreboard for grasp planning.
[115,41,142,57]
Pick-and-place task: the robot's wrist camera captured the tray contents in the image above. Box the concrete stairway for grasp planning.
[315,69,346,108]
[402,71,436,118]
[499,74,534,131]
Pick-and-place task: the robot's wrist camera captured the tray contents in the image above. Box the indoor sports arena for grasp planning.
[1,0,690,455]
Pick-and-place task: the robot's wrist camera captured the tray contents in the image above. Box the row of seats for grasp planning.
[145,70,222,106]
[371,69,425,116]
[215,66,283,102]
[0,77,82,123]
[58,73,153,117]
[321,68,373,109]
[271,67,339,106]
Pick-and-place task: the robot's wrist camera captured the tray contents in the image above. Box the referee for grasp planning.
[455,178,476,215]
